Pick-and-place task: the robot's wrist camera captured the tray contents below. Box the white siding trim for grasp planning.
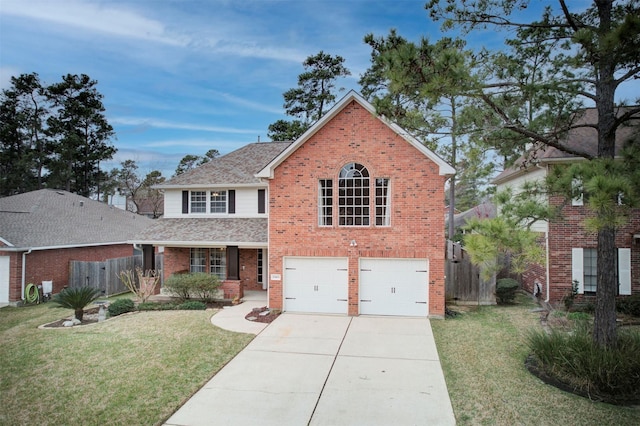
[618,248,631,296]
[572,248,584,294]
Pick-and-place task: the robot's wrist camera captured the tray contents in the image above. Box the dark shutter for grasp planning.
[182,191,189,214]
[228,190,236,214]
[142,245,155,270]
[227,246,239,280]
[258,189,266,214]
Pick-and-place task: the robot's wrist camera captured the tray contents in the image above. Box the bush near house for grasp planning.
[496,278,519,304]
[107,298,135,317]
[617,295,640,317]
[163,273,221,302]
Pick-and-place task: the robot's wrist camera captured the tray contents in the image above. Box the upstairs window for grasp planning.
[319,179,333,226]
[375,178,391,226]
[210,191,227,213]
[338,163,370,226]
[190,191,207,213]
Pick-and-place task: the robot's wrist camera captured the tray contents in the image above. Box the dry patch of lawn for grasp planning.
[432,294,640,425]
[0,301,253,425]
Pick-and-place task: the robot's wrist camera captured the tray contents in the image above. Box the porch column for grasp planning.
[227,246,240,280]
[142,245,155,270]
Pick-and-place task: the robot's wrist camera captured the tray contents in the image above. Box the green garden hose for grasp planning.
[25,284,39,304]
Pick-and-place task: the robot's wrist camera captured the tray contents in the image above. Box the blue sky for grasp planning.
[1,0,446,177]
[1,0,637,178]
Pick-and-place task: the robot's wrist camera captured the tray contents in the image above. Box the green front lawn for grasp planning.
[0,299,253,425]
[432,294,640,425]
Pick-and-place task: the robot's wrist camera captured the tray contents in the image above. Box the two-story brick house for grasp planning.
[494,108,639,304]
[136,91,454,317]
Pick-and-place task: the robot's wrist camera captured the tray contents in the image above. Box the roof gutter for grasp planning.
[0,241,130,252]
[21,249,32,301]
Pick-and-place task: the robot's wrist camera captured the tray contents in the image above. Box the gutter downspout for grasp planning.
[534,162,552,303]
[21,249,33,301]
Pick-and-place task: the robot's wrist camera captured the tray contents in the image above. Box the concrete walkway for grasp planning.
[166,293,456,426]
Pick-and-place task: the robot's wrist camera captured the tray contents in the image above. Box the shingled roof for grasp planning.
[135,218,268,247]
[0,189,153,249]
[160,142,291,188]
[493,107,639,184]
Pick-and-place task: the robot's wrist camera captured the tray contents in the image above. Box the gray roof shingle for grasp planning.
[0,189,153,249]
[161,142,291,187]
[134,218,268,246]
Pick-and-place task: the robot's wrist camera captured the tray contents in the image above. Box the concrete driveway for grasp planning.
[164,314,456,426]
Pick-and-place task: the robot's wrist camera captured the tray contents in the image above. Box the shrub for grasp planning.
[527,326,640,402]
[108,298,135,317]
[50,286,102,321]
[496,278,519,304]
[177,301,207,310]
[137,301,177,311]
[617,295,640,317]
[163,273,221,302]
[566,311,591,322]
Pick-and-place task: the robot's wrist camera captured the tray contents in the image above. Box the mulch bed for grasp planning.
[525,354,640,406]
[42,307,101,328]
[244,306,281,323]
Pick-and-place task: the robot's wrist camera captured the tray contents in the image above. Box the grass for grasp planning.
[432,293,640,425]
[0,297,254,425]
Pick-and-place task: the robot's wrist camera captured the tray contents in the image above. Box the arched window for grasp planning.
[338,163,370,226]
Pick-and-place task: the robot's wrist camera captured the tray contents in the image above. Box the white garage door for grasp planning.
[283,257,348,314]
[0,256,10,304]
[360,258,429,316]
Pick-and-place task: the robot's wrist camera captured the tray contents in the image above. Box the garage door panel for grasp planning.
[284,257,348,314]
[360,258,428,317]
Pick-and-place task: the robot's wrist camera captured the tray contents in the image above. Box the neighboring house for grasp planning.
[0,189,153,304]
[446,201,496,239]
[135,91,454,317]
[493,108,640,304]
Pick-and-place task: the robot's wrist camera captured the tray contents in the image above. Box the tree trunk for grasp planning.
[594,227,617,347]
[592,0,618,349]
[75,308,84,322]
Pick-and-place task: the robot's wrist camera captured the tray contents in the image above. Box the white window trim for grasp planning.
[572,247,632,295]
[571,179,583,206]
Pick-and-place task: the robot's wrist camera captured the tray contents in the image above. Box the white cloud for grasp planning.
[1,0,188,46]
[111,117,261,134]
[0,66,21,89]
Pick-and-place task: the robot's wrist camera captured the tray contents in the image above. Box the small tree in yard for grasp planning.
[118,268,160,303]
[51,286,101,321]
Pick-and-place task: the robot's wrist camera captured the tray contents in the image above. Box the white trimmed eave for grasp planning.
[256,90,455,179]
[130,240,268,248]
[154,183,268,190]
[0,241,133,252]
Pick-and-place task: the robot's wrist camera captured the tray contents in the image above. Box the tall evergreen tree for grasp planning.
[268,51,351,140]
[0,73,48,195]
[426,0,640,347]
[46,74,115,197]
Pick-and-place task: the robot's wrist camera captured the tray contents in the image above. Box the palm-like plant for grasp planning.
[51,287,102,321]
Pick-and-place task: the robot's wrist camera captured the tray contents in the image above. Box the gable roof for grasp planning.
[159,142,291,189]
[256,91,455,179]
[0,189,153,250]
[494,107,639,185]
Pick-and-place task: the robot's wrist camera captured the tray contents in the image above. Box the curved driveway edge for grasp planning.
[166,314,455,426]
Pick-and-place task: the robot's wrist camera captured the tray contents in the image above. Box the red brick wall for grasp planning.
[163,246,254,299]
[267,100,448,317]
[546,191,640,304]
[240,249,263,291]
[1,244,134,302]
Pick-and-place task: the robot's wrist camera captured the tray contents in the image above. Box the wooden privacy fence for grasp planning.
[445,241,496,305]
[69,255,142,296]
[69,254,165,296]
